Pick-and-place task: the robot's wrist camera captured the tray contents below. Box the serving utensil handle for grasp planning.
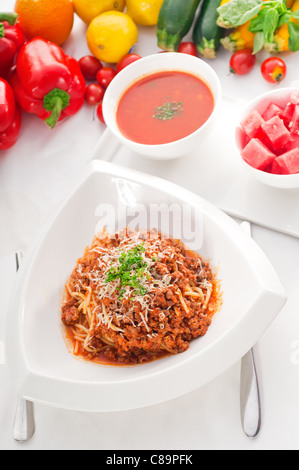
[12,252,35,442]
[240,347,261,439]
[88,127,121,163]
[12,397,35,442]
[240,222,261,439]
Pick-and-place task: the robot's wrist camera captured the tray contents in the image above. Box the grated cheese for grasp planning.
[71,232,212,336]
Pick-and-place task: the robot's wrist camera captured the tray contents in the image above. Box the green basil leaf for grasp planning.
[263,9,279,43]
[278,12,291,26]
[292,10,299,20]
[249,8,268,32]
[0,23,4,38]
[288,22,299,51]
[277,0,288,14]
[253,31,265,53]
[217,0,264,27]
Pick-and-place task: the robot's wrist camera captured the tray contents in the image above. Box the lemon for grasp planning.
[126,0,164,26]
[73,0,126,24]
[86,11,138,63]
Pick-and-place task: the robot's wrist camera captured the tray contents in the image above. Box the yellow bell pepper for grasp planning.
[265,0,299,52]
[220,21,255,51]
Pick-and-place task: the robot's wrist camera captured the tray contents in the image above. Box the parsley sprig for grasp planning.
[153,101,183,121]
[105,244,149,299]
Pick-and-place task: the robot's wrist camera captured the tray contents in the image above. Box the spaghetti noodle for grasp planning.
[61,228,222,365]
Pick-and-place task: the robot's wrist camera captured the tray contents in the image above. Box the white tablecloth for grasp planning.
[1,0,299,450]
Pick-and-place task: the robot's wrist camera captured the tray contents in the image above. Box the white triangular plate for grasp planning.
[6,161,286,412]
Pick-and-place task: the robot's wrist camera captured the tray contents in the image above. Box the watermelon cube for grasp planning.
[241,138,276,171]
[261,115,291,152]
[271,148,299,175]
[241,110,265,139]
[290,105,299,135]
[290,92,299,105]
[237,127,250,150]
[283,93,299,125]
[262,103,284,121]
[284,133,299,151]
[283,102,296,126]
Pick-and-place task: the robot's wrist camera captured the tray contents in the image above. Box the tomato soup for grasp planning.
[116,71,214,145]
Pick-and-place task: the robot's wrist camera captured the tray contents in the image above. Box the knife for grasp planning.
[240,221,262,439]
[12,252,35,442]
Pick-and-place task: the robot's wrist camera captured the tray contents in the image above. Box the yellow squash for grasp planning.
[265,0,299,52]
[221,21,254,51]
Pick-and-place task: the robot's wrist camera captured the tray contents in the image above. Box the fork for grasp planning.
[240,222,262,439]
[12,252,35,442]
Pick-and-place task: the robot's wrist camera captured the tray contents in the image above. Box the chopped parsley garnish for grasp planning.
[153,101,183,121]
[106,244,148,298]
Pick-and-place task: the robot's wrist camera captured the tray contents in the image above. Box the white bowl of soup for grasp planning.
[102,53,222,160]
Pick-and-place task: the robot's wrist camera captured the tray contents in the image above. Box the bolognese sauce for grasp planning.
[61,229,222,365]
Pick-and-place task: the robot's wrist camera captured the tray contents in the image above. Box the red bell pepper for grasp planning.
[10,37,86,129]
[0,78,22,151]
[0,12,25,79]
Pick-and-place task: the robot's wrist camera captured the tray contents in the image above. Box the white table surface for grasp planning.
[1,0,299,450]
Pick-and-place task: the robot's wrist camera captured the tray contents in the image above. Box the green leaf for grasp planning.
[249,7,269,32]
[277,0,288,14]
[278,12,291,27]
[292,10,299,20]
[253,31,265,54]
[288,22,299,51]
[263,8,279,43]
[217,0,264,27]
[0,23,4,38]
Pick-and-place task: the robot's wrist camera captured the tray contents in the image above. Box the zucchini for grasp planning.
[157,0,201,52]
[193,0,224,58]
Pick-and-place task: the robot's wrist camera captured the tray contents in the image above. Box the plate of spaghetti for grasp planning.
[5,161,286,412]
[62,228,222,366]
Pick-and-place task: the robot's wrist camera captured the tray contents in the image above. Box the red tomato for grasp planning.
[116,53,142,73]
[177,42,197,56]
[84,83,105,106]
[96,67,116,88]
[261,57,287,84]
[79,55,102,81]
[97,101,105,124]
[229,49,256,75]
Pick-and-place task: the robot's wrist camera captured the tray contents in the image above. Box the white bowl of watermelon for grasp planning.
[235,87,299,189]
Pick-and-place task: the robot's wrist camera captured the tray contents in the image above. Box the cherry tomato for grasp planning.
[84,83,105,106]
[261,57,287,84]
[79,55,102,81]
[96,67,117,88]
[229,49,256,75]
[97,101,105,124]
[177,42,197,56]
[116,53,142,73]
